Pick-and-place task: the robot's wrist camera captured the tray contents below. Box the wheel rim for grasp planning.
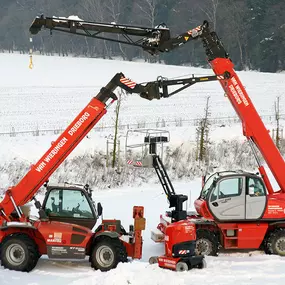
[196,238,212,255]
[6,244,25,266]
[96,245,114,268]
[276,237,285,255]
[149,256,158,264]
[176,262,188,272]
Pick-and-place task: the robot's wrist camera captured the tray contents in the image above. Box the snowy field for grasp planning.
[1,53,285,284]
[0,53,284,164]
[0,53,284,134]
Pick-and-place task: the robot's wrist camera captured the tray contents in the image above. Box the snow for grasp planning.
[52,15,84,22]
[0,53,285,283]
[0,53,284,135]
[67,15,84,21]
[1,255,285,285]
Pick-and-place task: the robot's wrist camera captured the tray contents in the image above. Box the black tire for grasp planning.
[0,234,39,272]
[195,229,219,256]
[265,228,285,256]
[263,232,271,254]
[197,259,207,269]
[91,236,127,271]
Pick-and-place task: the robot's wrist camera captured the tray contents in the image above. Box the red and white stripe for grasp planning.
[135,161,142,167]
[187,26,201,35]
[126,160,143,166]
[178,250,187,255]
[217,75,224,80]
[120,77,137,89]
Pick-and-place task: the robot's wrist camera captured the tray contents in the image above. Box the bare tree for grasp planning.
[104,0,128,60]
[274,96,281,150]
[221,0,250,69]
[196,96,211,162]
[111,89,126,168]
[134,0,158,62]
[199,0,219,29]
[80,0,112,58]
[135,0,157,26]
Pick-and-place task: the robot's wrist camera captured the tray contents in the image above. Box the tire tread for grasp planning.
[91,236,127,271]
[0,233,39,272]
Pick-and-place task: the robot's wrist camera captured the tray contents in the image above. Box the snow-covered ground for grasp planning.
[0,53,284,134]
[1,181,285,285]
[2,181,285,285]
[0,53,283,167]
[1,53,285,284]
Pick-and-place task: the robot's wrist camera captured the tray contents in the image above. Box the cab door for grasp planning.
[245,177,267,220]
[208,177,245,221]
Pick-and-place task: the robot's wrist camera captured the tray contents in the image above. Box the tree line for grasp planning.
[0,0,284,72]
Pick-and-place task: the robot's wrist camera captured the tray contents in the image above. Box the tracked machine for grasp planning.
[125,129,207,271]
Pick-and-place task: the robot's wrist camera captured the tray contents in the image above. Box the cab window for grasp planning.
[247,177,266,197]
[45,189,94,218]
[210,177,243,201]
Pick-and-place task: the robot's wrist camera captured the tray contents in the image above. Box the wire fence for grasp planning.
[0,114,284,137]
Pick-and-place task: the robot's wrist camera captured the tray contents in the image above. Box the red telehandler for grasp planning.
[0,72,156,273]
[129,22,285,257]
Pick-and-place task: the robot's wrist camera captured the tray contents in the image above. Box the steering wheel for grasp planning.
[72,203,82,215]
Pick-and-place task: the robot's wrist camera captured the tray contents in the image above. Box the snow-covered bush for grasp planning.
[0,139,283,195]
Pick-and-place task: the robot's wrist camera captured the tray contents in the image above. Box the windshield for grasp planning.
[200,173,219,199]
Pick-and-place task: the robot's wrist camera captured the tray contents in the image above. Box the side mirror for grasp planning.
[249,185,255,196]
[97,202,103,216]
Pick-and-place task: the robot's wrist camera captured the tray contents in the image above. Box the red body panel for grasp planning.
[217,223,268,249]
[158,256,180,270]
[0,98,106,220]
[262,194,285,219]
[35,220,93,253]
[164,220,196,257]
[194,199,214,220]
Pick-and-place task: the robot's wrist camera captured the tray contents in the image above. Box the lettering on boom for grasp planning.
[68,112,90,136]
[35,112,90,173]
[229,84,242,105]
[35,137,68,172]
[231,77,249,107]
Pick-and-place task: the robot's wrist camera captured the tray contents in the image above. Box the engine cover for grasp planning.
[164,220,196,257]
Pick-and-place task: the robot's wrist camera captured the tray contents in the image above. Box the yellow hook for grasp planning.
[29,55,33,69]
[29,37,33,69]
